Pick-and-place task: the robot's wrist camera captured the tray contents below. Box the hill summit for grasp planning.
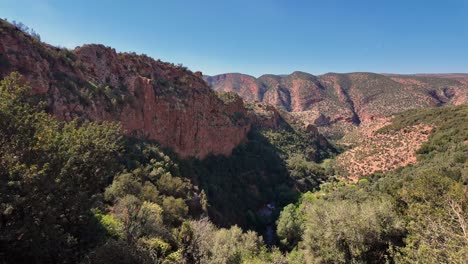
[205,72,467,138]
[0,19,250,158]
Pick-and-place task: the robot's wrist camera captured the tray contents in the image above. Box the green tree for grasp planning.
[276,204,304,250]
[0,73,123,262]
[104,172,143,201]
[112,195,165,242]
[82,240,154,264]
[397,172,468,263]
[162,196,189,226]
[301,198,404,263]
[186,218,265,264]
[210,225,263,264]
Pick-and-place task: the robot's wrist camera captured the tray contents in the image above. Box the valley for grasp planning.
[0,18,466,264]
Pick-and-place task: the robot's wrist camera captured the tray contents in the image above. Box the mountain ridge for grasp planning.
[0,19,251,158]
[205,71,467,138]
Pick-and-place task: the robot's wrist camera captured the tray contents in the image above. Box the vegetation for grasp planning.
[181,117,338,230]
[0,73,310,263]
[181,129,298,229]
[0,73,122,262]
[261,127,334,163]
[276,105,467,263]
[258,124,337,192]
[11,20,41,40]
[216,91,240,105]
[0,69,465,263]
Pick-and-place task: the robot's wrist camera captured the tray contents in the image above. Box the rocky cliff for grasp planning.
[205,71,468,138]
[0,19,249,158]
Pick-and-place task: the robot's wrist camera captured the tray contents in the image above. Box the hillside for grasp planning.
[0,19,250,158]
[331,104,467,181]
[0,18,340,258]
[205,72,468,138]
[1,18,466,264]
[276,104,467,263]
[0,21,340,263]
[335,118,433,180]
[414,73,468,84]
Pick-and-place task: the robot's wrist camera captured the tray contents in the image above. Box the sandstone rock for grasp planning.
[205,71,468,138]
[0,19,250,158]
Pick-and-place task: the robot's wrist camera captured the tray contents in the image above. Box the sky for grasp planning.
[1,0,467,77]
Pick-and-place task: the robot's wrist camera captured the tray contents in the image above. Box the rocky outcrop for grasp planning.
[205,71,468,138]
[0,19,250,158]
[245,102,286,129]
[204,73,264,102]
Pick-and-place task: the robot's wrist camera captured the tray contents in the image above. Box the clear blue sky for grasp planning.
[1,0,467,76]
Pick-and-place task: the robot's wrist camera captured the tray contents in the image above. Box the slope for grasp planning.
[0,19,249,159]
[205,71,468,138]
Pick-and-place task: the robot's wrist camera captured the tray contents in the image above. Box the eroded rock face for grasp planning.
[204,73,264,102]
[205,71,468,138]
[0,20,250,158]
[246,102,285,129]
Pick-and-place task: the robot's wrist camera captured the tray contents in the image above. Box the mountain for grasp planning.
[0,17,339,231]
[334,117,433,180]
[277,104,467,263]
[413,73,468,83]
[0,19,343,263]
[205,72,468,138]
[1,19,466,264]
[0,19,250,158]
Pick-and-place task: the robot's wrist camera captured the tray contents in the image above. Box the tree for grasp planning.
[186,218,217,263]
[104,172,143,201]
[276,204,303,250]
[162,196,189,226]
[112,195,165,242]
[0,73,123,262]
[286,154,327,191]
[397,172,468,263]
[210,225,263,264]
[82,240,153,264]
[12,20,41,40]
[186,218,265,264]
[300,198,404,263]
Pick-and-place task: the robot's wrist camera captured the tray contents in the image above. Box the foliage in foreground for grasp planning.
[276,105,467,263]
[0,73,122,262]
[0,73,284,263]
[1,72,466,263]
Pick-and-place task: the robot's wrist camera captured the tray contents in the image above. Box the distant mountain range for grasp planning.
[205,72,467,138]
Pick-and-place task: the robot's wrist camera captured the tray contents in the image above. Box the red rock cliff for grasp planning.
[0,20,250,158]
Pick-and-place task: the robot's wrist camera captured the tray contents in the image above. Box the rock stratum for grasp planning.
[205,71,467,138]
[0,19,250,158]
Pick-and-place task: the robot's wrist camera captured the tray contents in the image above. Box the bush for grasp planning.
[276,204,303,250]
[0,73,122,262]
[300,198,404,263]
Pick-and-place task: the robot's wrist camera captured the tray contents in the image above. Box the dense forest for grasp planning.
[0,71,466,263]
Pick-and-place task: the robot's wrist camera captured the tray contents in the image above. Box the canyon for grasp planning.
[205,72,467,138]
